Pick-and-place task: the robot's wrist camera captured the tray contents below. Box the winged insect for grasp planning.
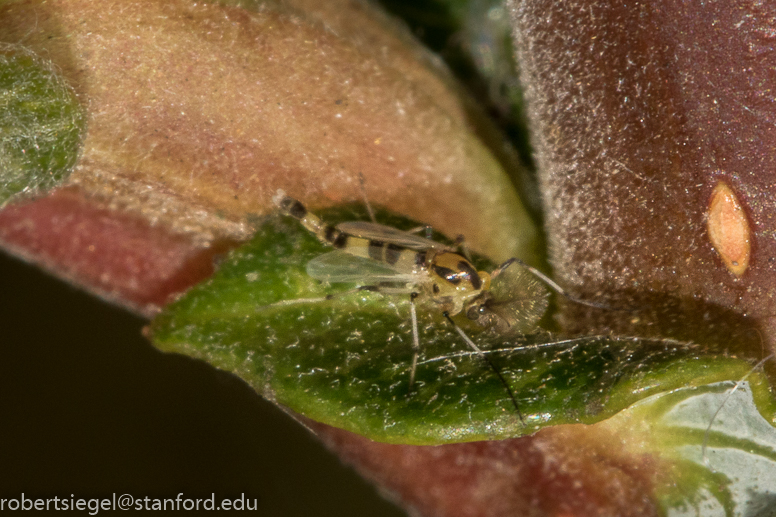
[272,190,570,421]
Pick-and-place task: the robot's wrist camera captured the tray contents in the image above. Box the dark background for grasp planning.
[0,250,405,516]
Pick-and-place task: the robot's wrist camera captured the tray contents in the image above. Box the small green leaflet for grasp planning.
[0,44,85,206]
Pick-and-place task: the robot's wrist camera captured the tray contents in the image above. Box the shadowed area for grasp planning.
[0,251,404,517]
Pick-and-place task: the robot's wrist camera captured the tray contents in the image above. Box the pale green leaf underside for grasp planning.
[616,381,776,516]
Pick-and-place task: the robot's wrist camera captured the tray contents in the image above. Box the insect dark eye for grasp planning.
[433,265,461,285]
[457,260,480,290]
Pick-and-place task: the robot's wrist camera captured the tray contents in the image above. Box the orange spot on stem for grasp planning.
[707,181,751,277]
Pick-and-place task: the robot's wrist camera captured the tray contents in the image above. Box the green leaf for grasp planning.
[150,206,776,445]
[0,44,85,205]
[610,378,776,516]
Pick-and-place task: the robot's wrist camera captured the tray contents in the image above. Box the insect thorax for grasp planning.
[425,251,491,315]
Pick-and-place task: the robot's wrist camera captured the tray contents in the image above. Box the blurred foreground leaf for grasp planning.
[0,44,84,205]
[619,379,776,516]
[151,206,776,447]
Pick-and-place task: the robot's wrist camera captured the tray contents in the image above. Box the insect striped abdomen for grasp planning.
[328,236,423,273]
[274,191,350,249]
[274,190,426,274]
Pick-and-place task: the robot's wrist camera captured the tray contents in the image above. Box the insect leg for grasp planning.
[404,225,435,240]
[404,226,467,254]
[263,287,369,308]
[356,286,421,388]
[357,173,377,224]
[495,257,621,311]
[453,234,474,262]
[442,312,525,424]
[409,292,420,388]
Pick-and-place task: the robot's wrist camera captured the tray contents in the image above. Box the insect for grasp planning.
[272,189,597,421]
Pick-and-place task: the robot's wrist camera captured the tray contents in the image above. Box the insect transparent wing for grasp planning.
[484,263,550,334]
[336,221,452,251]
[306,250,421,284]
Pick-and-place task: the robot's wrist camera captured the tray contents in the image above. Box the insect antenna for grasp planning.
[443,311,525,424]
[497,257,624,311]
[702,351,775,468]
